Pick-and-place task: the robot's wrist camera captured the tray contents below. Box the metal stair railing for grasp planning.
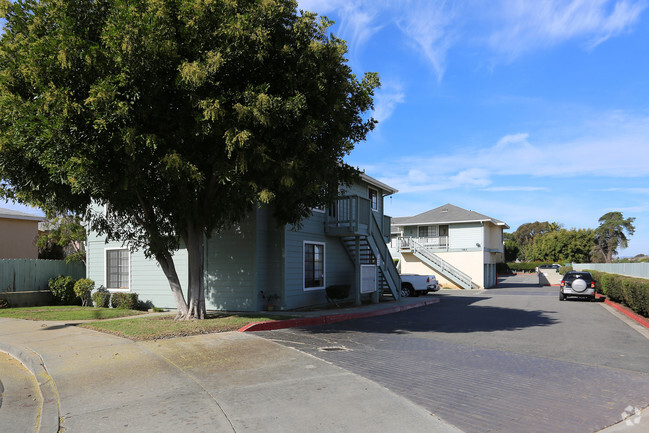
[368,212,401,298]
[411,239,472,290]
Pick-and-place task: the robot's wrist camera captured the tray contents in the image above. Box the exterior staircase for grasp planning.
[326,195,401,299]
[339,216,401,298]
[410,238,473,290]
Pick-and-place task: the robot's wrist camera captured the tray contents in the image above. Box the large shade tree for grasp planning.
[593,212,636,263]
[0,0,379,319]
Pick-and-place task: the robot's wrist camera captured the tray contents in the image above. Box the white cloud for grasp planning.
[482,186,550,192]
[364,109,649,197]
[372,81,405,123]
[396,1,455,80]
[602,188,649,194]
[488,0,647,56]
[299,0,456,80]
[300,1,647,80]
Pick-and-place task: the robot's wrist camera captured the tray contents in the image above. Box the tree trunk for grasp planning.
[181,222,207,320]
[156,251,190,319]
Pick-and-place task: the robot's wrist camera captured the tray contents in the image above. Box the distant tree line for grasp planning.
[504,212,637,264]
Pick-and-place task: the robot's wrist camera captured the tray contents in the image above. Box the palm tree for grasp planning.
[593,212,635,263]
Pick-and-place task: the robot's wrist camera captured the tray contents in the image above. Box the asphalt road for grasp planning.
[259,275,649,433]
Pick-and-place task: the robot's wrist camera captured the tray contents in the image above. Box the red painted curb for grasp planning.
[596,293,649,329]
[238,298,441,332]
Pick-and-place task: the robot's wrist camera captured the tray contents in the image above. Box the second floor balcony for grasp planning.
[325,195,391,242]
[391,236,449,252]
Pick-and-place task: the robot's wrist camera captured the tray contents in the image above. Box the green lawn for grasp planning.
[0,305,145,321]
[81,313,291,340]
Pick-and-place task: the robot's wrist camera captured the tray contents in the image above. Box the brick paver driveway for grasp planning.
[259,275,649,433]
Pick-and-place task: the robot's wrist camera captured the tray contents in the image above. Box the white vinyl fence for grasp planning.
[572,262,649,280]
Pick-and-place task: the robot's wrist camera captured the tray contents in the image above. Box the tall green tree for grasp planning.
[593,212,636,263]
[0,0,379,319]
[510,221,554,260]
[526,228,595,263]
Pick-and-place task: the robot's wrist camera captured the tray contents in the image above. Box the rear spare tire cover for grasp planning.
[572,278,587,292]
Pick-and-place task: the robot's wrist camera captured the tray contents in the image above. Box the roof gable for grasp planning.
[393,204,508,228]
[0,207,45,222]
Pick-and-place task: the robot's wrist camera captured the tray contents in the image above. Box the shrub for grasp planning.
[0,298,9,309]
[73,278,95,307]
[583,270,649,318]
[92,286,111,308]
[558,265,573,275]
[585,270,605,294]
[48,275,79,305]
[621,278,649,316]
[506,262,557,273]
[111,292,139,310]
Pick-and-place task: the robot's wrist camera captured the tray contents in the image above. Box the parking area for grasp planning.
[260,276,649,433]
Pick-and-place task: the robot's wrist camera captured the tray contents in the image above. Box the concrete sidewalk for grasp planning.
[0,296,463,433]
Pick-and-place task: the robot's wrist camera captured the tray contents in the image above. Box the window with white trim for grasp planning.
[106,248,129,290]
[369,188,378,210]
[304,242,325,290]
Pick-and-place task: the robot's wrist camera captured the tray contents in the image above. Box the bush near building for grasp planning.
[111,292,139,310]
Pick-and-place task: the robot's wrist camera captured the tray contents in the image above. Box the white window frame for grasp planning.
[303,241,326,291]
[369,187,379,211]
[104,247,131,292]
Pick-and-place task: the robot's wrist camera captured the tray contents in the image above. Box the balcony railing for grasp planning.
[392,236,449,251]
[325,195,391,239]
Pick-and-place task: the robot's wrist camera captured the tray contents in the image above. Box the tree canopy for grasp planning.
[0,0,379,319]
[525,228,595,263]
[505,212,636,264]
[593,212,636,263]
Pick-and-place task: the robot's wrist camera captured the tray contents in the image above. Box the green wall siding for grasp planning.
[86,237,188,309]
[282,210,355,310]
[86,177,387,311]
[204,211,259,311]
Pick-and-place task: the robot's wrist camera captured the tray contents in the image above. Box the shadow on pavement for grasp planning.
[299,295,558,335]
[38,323,80,330]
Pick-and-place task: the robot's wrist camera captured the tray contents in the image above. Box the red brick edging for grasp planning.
[596,293,649,329]
[238,298,441,332]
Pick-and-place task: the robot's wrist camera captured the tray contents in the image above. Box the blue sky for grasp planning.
[2,0,648,257]
[297,0,649,257]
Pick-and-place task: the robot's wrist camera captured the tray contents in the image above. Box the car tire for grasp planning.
[401,283,414,298]
[559,292,565,301]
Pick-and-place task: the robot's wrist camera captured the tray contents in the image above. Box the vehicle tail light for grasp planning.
[560,280,564,286]
[591,281,596,288]
[427,277,430,283]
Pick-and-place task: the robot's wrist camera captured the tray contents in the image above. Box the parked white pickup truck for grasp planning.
[400,274,440,297]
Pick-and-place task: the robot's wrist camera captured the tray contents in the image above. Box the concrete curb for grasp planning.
[239,298,441,332]
[596,294,649,329]
[0,341,60,433]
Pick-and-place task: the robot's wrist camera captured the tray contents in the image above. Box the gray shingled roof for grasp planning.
[0,207,45,221]
[392,203,509,228]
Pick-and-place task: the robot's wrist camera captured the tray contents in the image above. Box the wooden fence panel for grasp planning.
[0,259,85,292]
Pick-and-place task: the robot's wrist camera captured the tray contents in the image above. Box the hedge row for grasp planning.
[498,262,561,273]
[585,269,649,318]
